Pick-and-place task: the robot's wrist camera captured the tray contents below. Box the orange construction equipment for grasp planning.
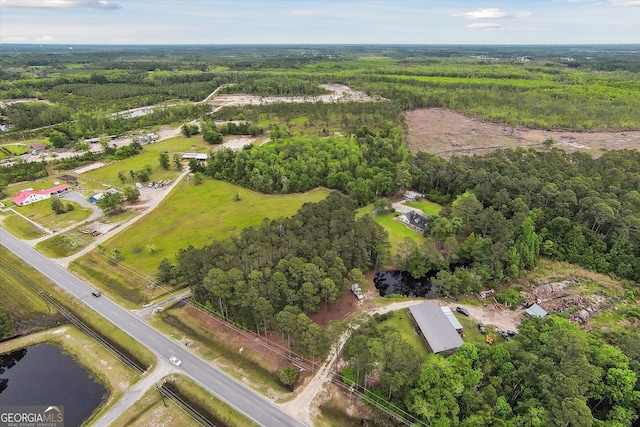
[485,335,494,345]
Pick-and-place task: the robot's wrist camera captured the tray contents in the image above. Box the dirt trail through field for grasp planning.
[406,108,640,158]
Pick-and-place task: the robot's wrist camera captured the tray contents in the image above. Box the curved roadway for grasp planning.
[1,229,306,427]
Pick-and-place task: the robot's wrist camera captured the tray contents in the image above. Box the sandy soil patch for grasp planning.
[207,84,378,112]
[406,108,640,158]
[220,136,256,151]
[74,162,106,174]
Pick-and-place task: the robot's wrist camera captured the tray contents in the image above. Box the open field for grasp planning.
[83,180,330,275]
[0,246,61,330]
[149,303,292,398]
[7,199,91,231]
[407,108,640,158]
[0,212,48,239]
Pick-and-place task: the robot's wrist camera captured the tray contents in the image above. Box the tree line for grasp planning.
[158,193,389,355]
[406,148,640,282]
[203,124,406,206]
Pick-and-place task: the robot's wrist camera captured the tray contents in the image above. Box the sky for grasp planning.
[0,0,638,45]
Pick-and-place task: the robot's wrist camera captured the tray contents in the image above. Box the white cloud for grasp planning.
[454,8,507,19]
[609,0,640,5]
[467,22,504,30]
[0,0,120,9]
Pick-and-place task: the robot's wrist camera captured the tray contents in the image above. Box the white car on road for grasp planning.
[169,356,182,367]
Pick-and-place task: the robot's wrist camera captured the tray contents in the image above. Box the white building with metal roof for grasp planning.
[409,302,464,354]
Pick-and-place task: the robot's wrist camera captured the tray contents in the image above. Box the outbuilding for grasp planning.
[525,303,548,318]
[58,174,79,185]
[441,306,464,333]
[409,302,464,354]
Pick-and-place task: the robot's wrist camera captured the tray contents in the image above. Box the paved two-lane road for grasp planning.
[0,229,306,427]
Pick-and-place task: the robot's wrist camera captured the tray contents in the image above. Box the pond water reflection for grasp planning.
[0,343,107,426]
[373,270,440,298]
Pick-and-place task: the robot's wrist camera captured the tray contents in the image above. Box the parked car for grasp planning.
[148,182,154,188]
[456,306,469,316]
[169,356,182,367]
[477,322,486,334]
[507,330,518,337]
[91,290,101,297]
[135,182,143,189]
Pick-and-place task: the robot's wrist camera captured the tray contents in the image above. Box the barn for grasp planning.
[409,302,464,354]
[12,184,71,206]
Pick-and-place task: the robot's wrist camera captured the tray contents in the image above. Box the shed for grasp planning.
[58,174,79,185]
[441,306,464,332]
[525,303,548,317]
[181,153,208,161]
[409,302,464,354]
[403,191,424,202]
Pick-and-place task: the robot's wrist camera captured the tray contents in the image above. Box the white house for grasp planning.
[12,184,71,206]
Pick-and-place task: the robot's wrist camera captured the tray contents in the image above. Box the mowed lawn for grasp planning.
[357,206,425,253]
[82,136,213,187]
[90,179,331,275]
[405,199,442,216]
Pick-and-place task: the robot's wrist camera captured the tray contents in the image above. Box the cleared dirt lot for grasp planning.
[406,108,640,158]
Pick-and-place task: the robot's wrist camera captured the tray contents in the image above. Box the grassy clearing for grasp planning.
[0,246,59,325]
[69,252,162,308]
[35,230,96,258]
[149,304,290,398]
[0,326,141,425]
[356,206,424,254]
[375,309,430,354]
[0,144,29,159]
[404,199,442,216]
[317,401,363,427]
[0,212,48,239]
[83,136,210,187]
[10,199,92,231]
[82,180,330,276]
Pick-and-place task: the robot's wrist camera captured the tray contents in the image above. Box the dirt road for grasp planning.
[279,297,523,424]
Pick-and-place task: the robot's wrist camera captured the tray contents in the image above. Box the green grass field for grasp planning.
[92,179,330,274]
[10,199,92,231]
[35,230,96,258]
[356,206,424,254]
[404,200,442,216]
[0,144,29,159]
[82,136,213,187]
[375,309,430,355]
[0,246,58,324]
[0,213,48,239]
[69,180,330,305]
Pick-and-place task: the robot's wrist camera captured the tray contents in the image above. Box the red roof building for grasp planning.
[12,184,71,206]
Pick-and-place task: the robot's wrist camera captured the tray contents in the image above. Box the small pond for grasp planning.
[0,343,107,426]
[373,270,440,298]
